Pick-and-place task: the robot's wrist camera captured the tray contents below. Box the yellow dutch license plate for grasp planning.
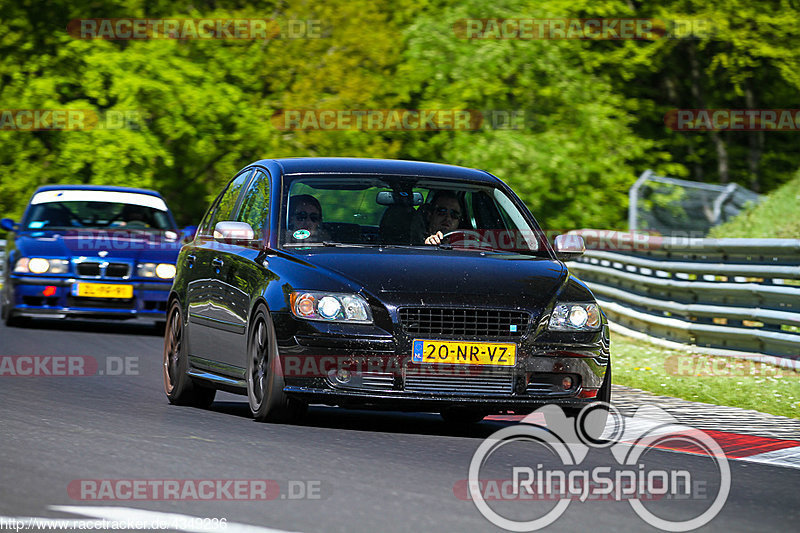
[412,339,516,366]
[74,283,133,299]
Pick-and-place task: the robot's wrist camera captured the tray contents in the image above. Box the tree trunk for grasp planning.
[689,44,729,183]
[744,81,763,192]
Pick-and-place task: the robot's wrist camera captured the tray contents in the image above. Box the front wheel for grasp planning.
[247,306,307,423]
[163,299,216,408]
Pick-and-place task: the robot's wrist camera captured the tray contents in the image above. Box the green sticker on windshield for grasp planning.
[293,229,311,240]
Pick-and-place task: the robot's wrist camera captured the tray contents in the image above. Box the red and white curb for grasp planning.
[485,412,800,470]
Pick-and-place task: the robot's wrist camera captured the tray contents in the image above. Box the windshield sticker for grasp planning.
[293,229,311,240]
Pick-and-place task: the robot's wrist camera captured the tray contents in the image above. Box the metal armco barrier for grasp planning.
[567,231,800,362]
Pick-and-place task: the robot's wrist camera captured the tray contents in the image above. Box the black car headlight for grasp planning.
[548,302,602,331]
[137,263,176,279]
[290,291,373,324]
[13,257,69,274]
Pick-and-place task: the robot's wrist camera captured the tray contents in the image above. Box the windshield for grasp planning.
[22,190,175,231]
[280,174,547,254]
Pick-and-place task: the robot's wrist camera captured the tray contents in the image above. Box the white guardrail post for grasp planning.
[566,231,800,366]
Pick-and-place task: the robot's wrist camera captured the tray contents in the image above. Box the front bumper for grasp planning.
[274,315,610,413]
[5,275,172,320]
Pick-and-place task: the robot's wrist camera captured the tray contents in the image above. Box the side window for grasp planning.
[197,194,223,237]
[200,170,253,236]
[237,170,271,240]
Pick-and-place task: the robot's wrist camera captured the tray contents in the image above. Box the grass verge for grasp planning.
[611,332,800,419]
[708,168,800,238]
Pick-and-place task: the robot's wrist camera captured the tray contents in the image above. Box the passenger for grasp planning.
[287,194,329,242]
[423,190,464,245]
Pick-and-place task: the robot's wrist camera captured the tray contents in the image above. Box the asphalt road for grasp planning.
[1,319,798,533]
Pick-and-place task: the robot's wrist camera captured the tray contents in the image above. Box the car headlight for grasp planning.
[290,291,372,324]
[13,257,69,274]
[137,262,176,279]
[548,302,602,331]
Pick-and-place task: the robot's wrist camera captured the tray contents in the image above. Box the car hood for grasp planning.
[293,247,567,306]
[13,230,183,262]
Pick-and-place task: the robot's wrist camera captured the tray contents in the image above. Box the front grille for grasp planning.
[361,372,394,390]
[399,307,530,338]
[75,262,130,278]
[403,369,514,395]
[105,263,130,278]
[76,262,101,276]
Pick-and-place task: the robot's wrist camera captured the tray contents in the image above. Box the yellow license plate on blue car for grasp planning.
[73,283,133,299]
[412,340,516,366]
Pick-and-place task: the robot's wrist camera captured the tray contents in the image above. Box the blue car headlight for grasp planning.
[14,257,69,274]
[548,302,602,331]
[137,263,176,279]
[290,291,372,324]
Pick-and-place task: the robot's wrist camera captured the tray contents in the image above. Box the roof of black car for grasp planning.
[259,157,497,182]
[34,184,164,197]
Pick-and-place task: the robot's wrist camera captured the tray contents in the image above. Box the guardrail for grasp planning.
[567,232,800,365]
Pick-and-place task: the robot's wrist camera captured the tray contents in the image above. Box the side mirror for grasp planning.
[1,218,18,232]
[554,234,585,260]
[213,221,255,242]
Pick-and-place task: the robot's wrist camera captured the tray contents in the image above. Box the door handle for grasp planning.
[211,258,224,269]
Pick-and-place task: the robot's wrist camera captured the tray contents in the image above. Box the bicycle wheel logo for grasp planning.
[467,404,730,532]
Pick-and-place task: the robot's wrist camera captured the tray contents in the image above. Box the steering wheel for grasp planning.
[439,230,484,248]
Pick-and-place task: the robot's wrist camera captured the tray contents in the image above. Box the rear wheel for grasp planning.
[247,306,307,422]
[163,299,216,408]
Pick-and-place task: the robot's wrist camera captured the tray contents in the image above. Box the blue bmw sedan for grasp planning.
[164,158,611,428]
[1,185,184,326]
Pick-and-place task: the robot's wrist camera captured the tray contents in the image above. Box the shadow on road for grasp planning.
[7,318,164,337]
[209,401,516,439]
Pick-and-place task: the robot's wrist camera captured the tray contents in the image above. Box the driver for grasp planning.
[287,194,329,242]
[423,191,464,245]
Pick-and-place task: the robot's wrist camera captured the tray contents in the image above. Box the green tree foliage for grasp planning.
[1,0,797,230]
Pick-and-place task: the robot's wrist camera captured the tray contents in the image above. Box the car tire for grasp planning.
[440,407,486,425]
[247,305,307,423]
[163,299,216,408]
[2,298,25,328]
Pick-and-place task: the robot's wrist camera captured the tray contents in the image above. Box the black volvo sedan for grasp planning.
[164,158,610,426]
